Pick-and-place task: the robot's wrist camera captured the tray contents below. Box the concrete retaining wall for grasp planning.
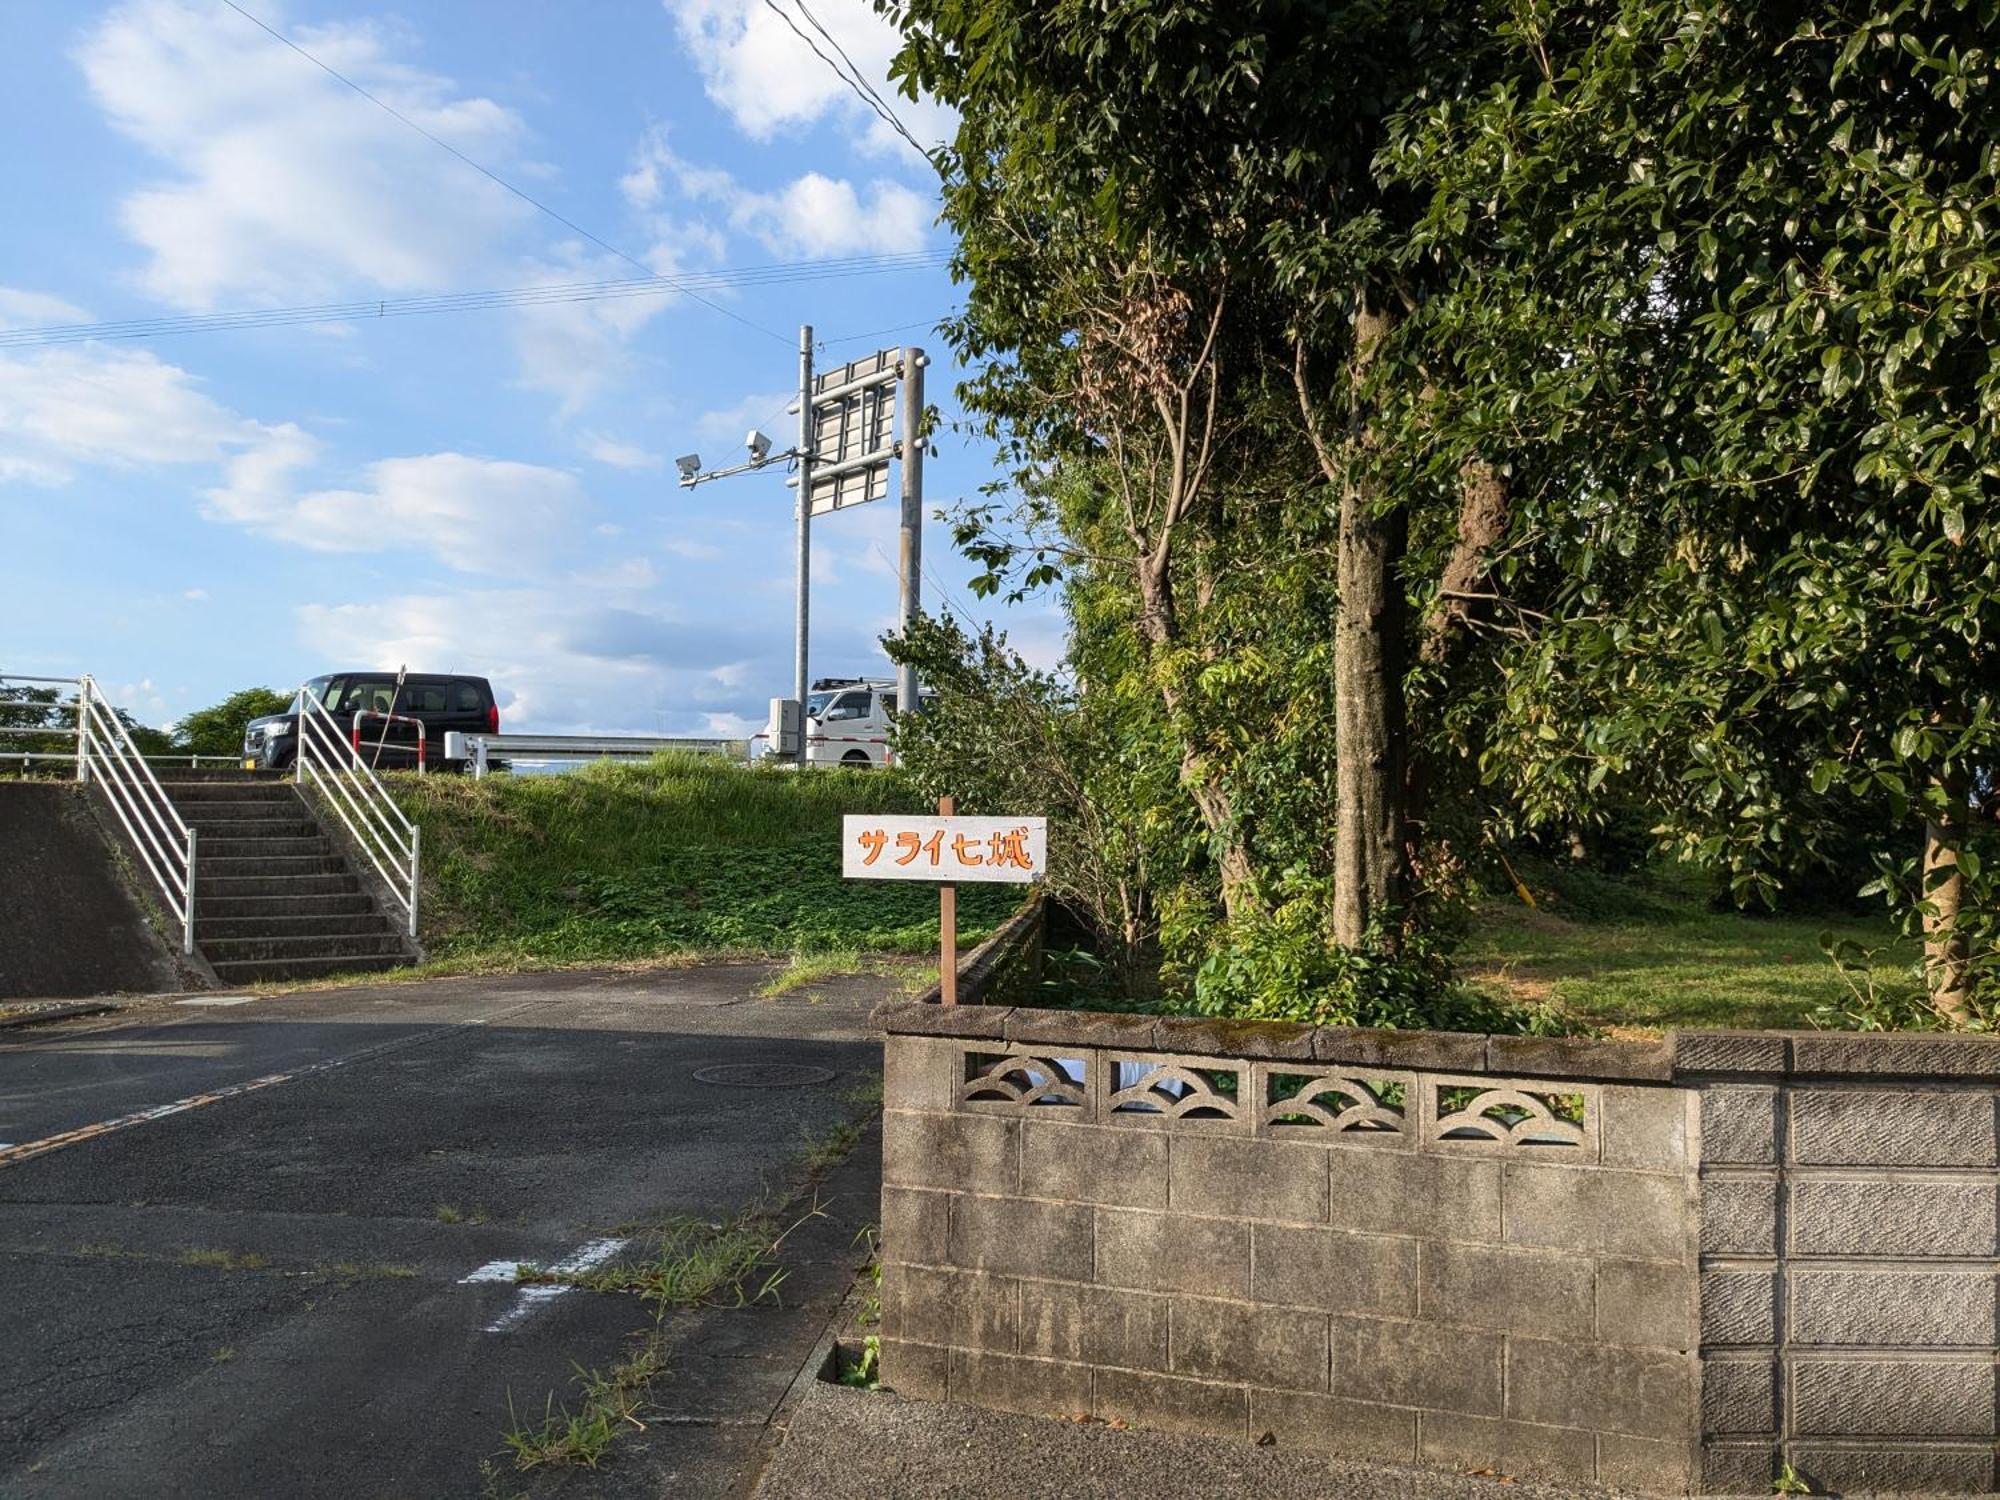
[877,1003,2000,1494]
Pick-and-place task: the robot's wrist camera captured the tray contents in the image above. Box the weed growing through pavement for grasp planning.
[434,1203,465,1224]
[179,1248,267,1271]
[210,1347,235,1364]
[501,1337,662,1471]
[837,1335,881,1389]
[516,1209,805,1310]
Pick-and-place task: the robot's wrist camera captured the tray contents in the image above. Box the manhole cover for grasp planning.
[691,1063,836,1089]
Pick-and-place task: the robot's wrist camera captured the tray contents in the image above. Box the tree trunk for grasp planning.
[1333,480,1408,948]
[1135,544,1254,919]
[1419,460,1510,668]
[1331,296,1407,950]
[1924,774,1973,1025]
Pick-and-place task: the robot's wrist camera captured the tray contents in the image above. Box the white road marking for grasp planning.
[175,996,255,1007]
[461,1236,627,1334]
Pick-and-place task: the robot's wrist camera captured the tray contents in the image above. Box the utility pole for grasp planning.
[895,346,926,714]
[793,324,815,714]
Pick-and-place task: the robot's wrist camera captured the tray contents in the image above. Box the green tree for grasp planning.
[1379,0,2000,1018]
[171,687,291,759]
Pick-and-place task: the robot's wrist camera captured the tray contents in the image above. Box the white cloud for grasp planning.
[624,127,930,262]
[0,288,93,332]
[662,0,954,158]
[727,173,929,258]
[581,431,664,471]
[182,587,209,601]
[296,588,794,732]
[0,333,284,486]
[77,0,531,310]
[663,537,724,561]
[204,448,587,575]
[694,388,796,445]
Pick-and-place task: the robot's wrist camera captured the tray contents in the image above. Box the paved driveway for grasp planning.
[0,966,890,1500]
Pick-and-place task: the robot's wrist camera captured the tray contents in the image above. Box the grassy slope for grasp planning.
[390,755,1019,969]
[1460,864,1925,1035]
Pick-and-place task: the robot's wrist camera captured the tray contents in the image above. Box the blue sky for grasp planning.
[0,0,1053,734]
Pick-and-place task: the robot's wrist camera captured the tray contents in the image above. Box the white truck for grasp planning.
[763,677,930,768]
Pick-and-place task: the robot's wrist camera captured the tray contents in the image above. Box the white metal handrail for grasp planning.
[74,675,196,954]
[295,682,420,938]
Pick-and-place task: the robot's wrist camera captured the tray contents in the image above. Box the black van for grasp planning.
[243,672,499,772]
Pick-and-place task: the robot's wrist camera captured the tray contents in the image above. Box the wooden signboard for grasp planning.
[843,802,1044,1004]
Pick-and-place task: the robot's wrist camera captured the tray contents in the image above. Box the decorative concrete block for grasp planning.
[1792,1358,1997,1437]
[1169,1297,1328,1389]
[879,1338,948,1400]
[1250,1223,1417,1318]
[957,1050,1091,1118]
[1418,1240,1594,1339]
[883,1036,957,1112]
[1675,1032,1787,1076]
[1790,1177,1998,1258]
[1487,1033,1672,1083]
[1699,1269,1777,1346]
[1601,1084,1692,1170]
[1698,1175,1778,1256]
[1417,1411,1596,1484]
[1332,1316,1504,1417]
[880,1185,950,1265]
[1095,1207,1248,1298]
[1328,1147,1501,1241]
[1093,1367,1249,1440]
[1506,1337,1694,1440]
[948,1195,1092,1281]
[1503,1162,1690,1259]
[1789,1443,1997,1494]
[1170,1133,1329,1223]
[1790,1269,1996,1347]
[1249,1389,1418,1464]
[1598,1433,1695,1491]
[946,1348,1091,1419]
[1257,1063,1412,1147]
[1788,1087,1997,1168]
[1418,1072,1599,1156]
[1020,1120,1166,1208]
[1701,1442,1777,1493]
[1701,1356,1777,1435]
[1698,1086,1778,1165]
[1097,1051,1251,1135]
[1597,1257,1697,1350]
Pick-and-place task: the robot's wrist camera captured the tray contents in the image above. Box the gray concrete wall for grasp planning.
[878,1003,2000,1495]
[0,782,180,998]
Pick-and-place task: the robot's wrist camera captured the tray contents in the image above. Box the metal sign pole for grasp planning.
[896,348,926,715]
[938,793,957,1006]
[793,325,815,728]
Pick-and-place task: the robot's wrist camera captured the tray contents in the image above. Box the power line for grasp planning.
[759,0,928,161]
[0,252,952,350]
[215,0,793,346]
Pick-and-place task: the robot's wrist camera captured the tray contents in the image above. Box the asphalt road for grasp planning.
[0,965,892,1500]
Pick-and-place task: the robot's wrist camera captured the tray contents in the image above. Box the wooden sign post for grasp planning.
[841,803,1047,1007]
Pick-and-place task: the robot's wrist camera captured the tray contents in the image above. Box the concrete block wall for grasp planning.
[1689,1033,2000,1494]
[879,1003,2000,1495]
[877,1007,1701,1490]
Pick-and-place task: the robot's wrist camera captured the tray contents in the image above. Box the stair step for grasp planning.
[177,802,311,825]
[198,835,331,860]
[184,820,323,841]
[201,933,409,962]
[199,913,395,941]
[208,953,412,985]
[196,892,375,919]
[199,854,346,877]
[158,782,299,803]
[197,872,361,898]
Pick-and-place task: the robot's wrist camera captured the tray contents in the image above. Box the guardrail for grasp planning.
[1,672,196,953]
[443,731,749,779]
[296,682,419,938]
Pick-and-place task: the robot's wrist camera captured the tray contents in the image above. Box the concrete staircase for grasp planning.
[159,771,415,986]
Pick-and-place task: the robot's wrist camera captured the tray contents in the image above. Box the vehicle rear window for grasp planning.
[404,685,449,713]
[452,683,485,712]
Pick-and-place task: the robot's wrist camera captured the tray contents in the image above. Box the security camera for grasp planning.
[746,429,772,464]
[675,453,702,482]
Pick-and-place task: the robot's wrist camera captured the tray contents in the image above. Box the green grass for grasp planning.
[389,756,1019,968]
[1461,864,1926,1035]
